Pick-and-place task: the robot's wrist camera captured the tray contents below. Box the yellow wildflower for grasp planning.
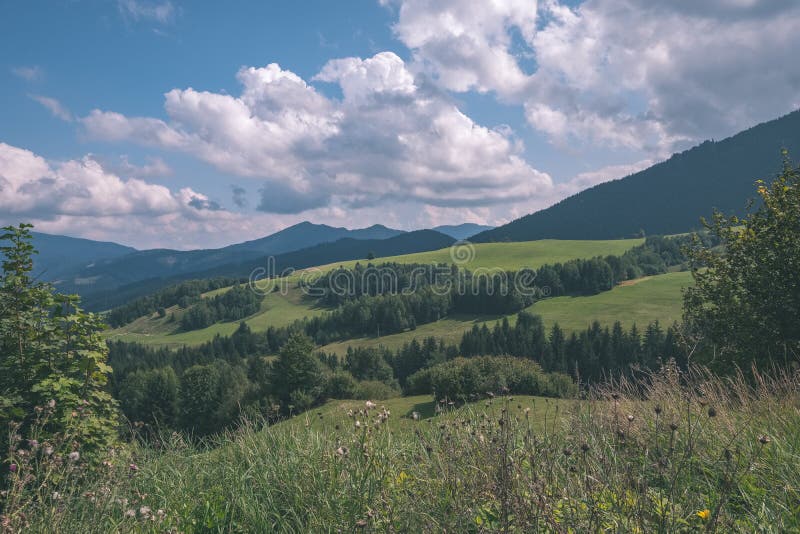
[696,509,710,520]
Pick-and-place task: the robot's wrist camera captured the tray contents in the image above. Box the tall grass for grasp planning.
[3,364,798,532]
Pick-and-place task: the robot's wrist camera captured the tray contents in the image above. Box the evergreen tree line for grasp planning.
[178,284,263,331]
[107,310,682,436]
[105,277,243,327]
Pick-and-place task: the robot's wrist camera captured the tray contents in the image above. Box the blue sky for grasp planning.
[2,0,799,249]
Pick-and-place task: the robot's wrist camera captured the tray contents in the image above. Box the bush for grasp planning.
[406,356,577,400]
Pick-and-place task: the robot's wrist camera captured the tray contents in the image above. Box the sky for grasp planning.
[2,0,800,250]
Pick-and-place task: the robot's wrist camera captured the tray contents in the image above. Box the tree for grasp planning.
[270,333,324,409]
[684,153,800,367]
[0,224,119,463]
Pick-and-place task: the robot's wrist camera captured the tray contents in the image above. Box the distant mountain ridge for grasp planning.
[80,230,455,310]
[473,109,800,242]
[44,222,403,300]
[26,232,137,281]
[432,223,494,240]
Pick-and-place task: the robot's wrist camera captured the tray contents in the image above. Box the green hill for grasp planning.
[473,110,800,242]
[109,237,677,350]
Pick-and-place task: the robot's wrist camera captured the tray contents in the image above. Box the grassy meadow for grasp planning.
[106,237,653,350]
[7,367,798,532]
[104,285,326,349]
[320,270,692,356]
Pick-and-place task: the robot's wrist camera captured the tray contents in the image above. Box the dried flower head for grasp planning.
[758,435,771,445]
[68,451,80,462]
[707,407,717,418]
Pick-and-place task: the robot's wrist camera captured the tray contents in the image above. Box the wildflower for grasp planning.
[411,411,420,421]
[707,407,717,418]
[44,445,54,456]
[580,443,590,453]
[129,463,139,472]
[627,414,635,422]
[47,399,56,409]
[336,446,349,457]
[124,509,136,519]
[758,435,771,445]
[8,463,17,473]
[156,509,166,521]
[696,509,710,520]
[68,451,80,462]
[669,422,679,431]
[365,400,376,409]
[27,439,39,450]
[139,506,152,519]
[52,491,61,501]
[355,420,361,428]
[654,405,662,415]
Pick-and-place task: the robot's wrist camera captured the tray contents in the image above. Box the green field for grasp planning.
[307,237,644,274]
[528,270,691,331]
[320,271,693,355]
[105,286,326,348]
[106,237,667,350]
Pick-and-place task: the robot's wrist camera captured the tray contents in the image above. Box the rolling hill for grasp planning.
[110,236,676,349]
[473,109,800,242]
[48,222,403,302]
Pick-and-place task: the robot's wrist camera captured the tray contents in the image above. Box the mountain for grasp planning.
[26,232,137,281]
[80,230,455,310]
[432,224,494,240]
[219,222,403,256]
[47,222,404,297]
[473,110,800,243]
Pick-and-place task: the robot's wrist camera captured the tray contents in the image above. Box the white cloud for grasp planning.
[29,95,73,122]
[118,0,175,24]
[81,52,554,214]
[386,0,800,153]
[11,66,44,82]
[0,143,240,248]
[386,0,536,95]
[96,155,173,179]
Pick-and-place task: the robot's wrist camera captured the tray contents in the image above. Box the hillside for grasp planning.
[111,237,662,349]
[473,110,800,242]
[49,222,403,306]
[23,231,136,281]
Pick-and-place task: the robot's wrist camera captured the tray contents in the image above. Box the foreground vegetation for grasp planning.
[3,367,798,532]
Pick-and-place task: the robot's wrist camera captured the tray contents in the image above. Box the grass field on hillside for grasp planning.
[528,270,692,331]
[13,370,799,532]
[108,238,646,348]
[307,237,644,274]
[321,270,693,355]
[105,286,326,348]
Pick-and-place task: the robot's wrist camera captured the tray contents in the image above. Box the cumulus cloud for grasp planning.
[0,142,240,248]
[386,0,800,153]
[81,51,553,214]
[96,155,173,179]
[29,95,73,122]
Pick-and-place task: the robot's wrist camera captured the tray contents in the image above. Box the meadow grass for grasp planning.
[308,237,644,273]
[104,238,646,350]
[320,271,692,356]
[5,366,798,533]
[104,286,326,349]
